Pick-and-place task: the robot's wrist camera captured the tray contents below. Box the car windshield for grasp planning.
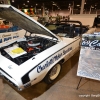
[45,22,88,38]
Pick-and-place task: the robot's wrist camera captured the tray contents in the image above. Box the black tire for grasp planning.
[44,63,62,84]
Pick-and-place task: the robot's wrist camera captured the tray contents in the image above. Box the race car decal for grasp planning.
[37,47,72,73]
[0,32,19,43]
[22,39,79,84]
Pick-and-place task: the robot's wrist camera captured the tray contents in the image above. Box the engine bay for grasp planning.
[0,35,57,65]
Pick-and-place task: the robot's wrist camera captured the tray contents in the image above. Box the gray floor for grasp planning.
[0,51,100,100]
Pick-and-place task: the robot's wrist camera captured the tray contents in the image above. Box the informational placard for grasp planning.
[4,45,27,58]
[77,33,100,80]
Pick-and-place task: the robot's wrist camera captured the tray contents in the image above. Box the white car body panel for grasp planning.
[0,36,80,90]
[0,5,95,91]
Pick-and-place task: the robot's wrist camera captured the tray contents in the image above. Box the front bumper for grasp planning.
[0,68,24,91]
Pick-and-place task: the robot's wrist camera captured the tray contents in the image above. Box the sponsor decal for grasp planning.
[82,40,100,50]
[37,47,72,73]
[4,37,12,41]
[0,33,19,43]
[2,34,11,38]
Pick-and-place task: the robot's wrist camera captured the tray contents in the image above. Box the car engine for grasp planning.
[0,36,57,65]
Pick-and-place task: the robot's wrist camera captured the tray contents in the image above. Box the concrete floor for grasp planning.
[0,51,100,100]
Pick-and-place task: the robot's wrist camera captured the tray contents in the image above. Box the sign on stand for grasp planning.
[77,33,100,81]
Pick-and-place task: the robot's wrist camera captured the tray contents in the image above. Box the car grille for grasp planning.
[24,82,31,88]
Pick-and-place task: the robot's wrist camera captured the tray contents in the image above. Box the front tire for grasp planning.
[44,63,61,84]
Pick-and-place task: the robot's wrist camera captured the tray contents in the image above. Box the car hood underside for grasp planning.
[0,5,58,40]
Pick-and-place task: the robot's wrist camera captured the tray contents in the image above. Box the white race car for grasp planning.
[0,5,89,91]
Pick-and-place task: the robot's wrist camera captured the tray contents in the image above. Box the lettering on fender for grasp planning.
[37,47,72,73]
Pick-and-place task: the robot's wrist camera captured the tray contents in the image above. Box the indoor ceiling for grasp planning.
[1,0,100,11]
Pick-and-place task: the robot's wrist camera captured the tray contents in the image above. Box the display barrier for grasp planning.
[77,33,100,81]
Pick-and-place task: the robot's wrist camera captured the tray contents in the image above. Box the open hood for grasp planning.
[0,5,59,40]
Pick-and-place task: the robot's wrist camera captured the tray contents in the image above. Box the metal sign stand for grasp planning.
[76,77,83,90]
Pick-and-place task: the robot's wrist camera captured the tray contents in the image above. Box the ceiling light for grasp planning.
[38,9,41,10]
[84,2,86,4]
[12,0,14,2]
[0,1,2,3]
[25,5,28,7]
[91,6,94,8]
[52,3,56,5]
[27,0,29,3]
[57,6,61,10]
[68,5,71,8]
[77,5,80,6]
